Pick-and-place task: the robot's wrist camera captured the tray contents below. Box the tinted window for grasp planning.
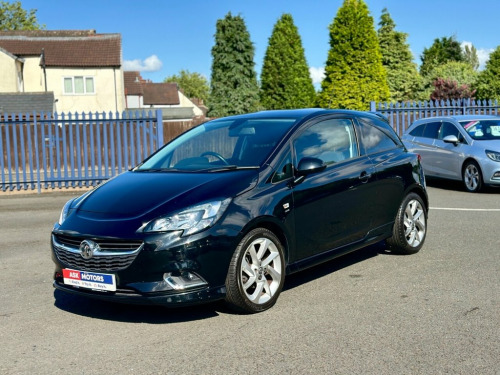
[409,124,425,137]
[358,118,399,155]
[422,122,440,139]
[271,151,293,183]
[438,122,460,140]
[294,118,358,165]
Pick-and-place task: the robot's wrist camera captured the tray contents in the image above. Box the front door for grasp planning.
[291,117,376,261]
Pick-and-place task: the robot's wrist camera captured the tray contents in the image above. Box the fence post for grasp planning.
[156,109,163,149]
[369,101,376,112]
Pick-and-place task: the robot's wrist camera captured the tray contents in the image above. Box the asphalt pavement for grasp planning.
[0,182,499,375]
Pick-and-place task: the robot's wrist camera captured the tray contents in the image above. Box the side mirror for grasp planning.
[297,157,326,176]
[443,135,460,145]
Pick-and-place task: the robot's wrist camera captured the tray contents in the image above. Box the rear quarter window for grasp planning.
[358,118,400,155]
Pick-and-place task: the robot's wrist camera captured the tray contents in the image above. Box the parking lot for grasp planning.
[0,182,499,375]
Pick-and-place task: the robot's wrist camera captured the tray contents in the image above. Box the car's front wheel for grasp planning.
[463,160,483,192]
[387,193,427,254]
[225,228,285,313]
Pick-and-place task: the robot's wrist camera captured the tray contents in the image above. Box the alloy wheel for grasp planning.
[404,199,426,248]
[240,237,283,305]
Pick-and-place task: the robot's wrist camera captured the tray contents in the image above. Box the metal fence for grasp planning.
[370,99,500,136]
[1,110,163,192]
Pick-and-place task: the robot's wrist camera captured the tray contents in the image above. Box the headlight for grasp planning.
[143,198,231,235]
[58,199,74,225]
[486,150,500,162]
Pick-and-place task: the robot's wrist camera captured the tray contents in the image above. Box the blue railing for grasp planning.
[370,99,500,136]
[1,110,163,192]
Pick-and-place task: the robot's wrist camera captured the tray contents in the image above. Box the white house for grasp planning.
[0,30,125,114]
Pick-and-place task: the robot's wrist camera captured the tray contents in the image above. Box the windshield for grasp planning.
[136,117,297,171]
[459,119,500,140]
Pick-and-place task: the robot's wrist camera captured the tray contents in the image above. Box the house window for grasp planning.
[63,76,95,94]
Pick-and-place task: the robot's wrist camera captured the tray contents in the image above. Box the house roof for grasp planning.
[143,83,180,105]
[0,92,54,114]
[0,30,121,67]
[124,71,144,95]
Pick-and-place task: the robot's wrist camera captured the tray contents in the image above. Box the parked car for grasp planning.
[402,115,500,192]
[52,109,428,313]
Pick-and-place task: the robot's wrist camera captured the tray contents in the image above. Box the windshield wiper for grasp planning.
[203,165,260,172]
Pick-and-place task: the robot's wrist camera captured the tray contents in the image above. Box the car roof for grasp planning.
[412,114,500,124]
[213,108,384,123]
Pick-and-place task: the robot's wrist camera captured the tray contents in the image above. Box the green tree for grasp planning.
[164,70,209,103]
[318,0,390,110]
[260,13,316,109]
[208,12,260,117]
[476,46,500,100]
[0,1,44,30]
[377,8,423,102]
[428,61,478,88]
[420,36,464,76]
[463,44,479,70]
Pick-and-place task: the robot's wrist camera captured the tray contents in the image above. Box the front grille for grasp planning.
[52,234,143,272]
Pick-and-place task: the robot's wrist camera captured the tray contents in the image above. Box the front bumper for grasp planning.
[51,226,239,307]
[53,278,226,306]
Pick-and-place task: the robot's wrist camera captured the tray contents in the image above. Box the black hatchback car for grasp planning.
[52,109,428,313]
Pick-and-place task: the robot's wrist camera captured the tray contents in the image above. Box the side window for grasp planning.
[293,118,358,165]
[409,124,425,137]
[439,122,459,140]
[422,122,441,139]
[358,118,399,155]
[271,151,293,183]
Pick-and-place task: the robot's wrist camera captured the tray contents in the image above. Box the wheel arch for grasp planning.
[405,184,429,214]
[461,157,482,176]
[239,217,291,264]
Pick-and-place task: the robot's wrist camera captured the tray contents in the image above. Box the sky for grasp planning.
[19,0,499,86]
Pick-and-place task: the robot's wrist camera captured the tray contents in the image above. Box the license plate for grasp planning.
[62,269,116,292]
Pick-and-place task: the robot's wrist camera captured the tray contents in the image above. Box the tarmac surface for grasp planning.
[0,181,499,374]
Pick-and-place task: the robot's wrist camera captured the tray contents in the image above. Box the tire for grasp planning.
[463,161,483,192]
[225,228,285,313]
[387,193,427,255]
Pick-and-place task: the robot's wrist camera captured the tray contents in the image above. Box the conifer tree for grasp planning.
[318,0,390,110]
[476,46,500,100]
[463,44,479,70]
[260,14,316,109]
[420,36,464,77]
[377,8,423,102]
[208,12,260,117]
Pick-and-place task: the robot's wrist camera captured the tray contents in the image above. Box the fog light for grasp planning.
[163,272,207,290]
[493,172,500,179]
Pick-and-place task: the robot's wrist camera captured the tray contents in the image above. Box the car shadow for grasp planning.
[53,289,226,322]
[426,177,500,194]
[283,241,388,291]
[53,241,393,322]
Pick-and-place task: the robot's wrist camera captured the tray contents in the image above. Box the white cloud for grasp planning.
[123,55,163,72]
[309,66,325,85]
[461,41,493,70]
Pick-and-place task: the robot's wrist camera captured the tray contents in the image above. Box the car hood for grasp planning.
[72,170,258,220]
[471,139,500,150]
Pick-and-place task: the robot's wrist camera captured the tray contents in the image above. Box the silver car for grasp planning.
[402,115,500,192]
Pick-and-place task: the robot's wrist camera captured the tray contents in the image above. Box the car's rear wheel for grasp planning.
[225,228,285,313]
[463,160,483,192]
[387,193,427,254]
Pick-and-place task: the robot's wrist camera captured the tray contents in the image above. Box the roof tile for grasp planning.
[0,30,121,67]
